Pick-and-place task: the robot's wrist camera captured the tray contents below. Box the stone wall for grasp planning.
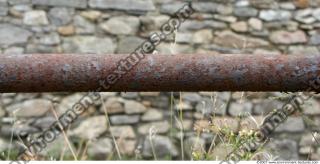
[0,0,320,160]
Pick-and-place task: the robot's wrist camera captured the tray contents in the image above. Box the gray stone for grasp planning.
[230,21,248,32]
[280,2,296,10]
[124,100,147,114]
[0,5,8,16]
[39,33,61,46]
[193,29,213,44]
[310,33,320,45]
[117,36,144,53]
[26,44,60,53]
[295,9,316,24]
[138,121,170,135]
[100,16,140,35]
[48,7,74,26]
[212,15,237,23]
[4,47,24,54]
[80,10,102,21]
[31,116,56,130]
[210,144,233,159]
[32,0,87,8]
[120,92,139,99]
[180,20,227,31]
[142,135,178,158]
[214,30,270,48]
[74,15,95,34]
[0,106,5,117]
[192,2,219,13]
[266,139,299,160]
[160,2,187,15]
[184,137,206,159]
[248,18,263,31]
[288,46,319,55]
[23,10,49,25]
[196,97,227,116]
[110,126,136,138]
[63,36,116,54]
[110,115,140,125]
[87,138,113,159]
[253,100,284,115]
[276,117,305,133]
[0,138,10,152]
[259,10,292,21]
[270,30,307,44]
[299,133,320,146]
[8,0,30,5]
[1,124,39,137]
[89,0,155,11]
[70,116,108,140]
[116,139,136,156]
[6,99,51,117]
[140,15,170,31]
[57,93,85,114]
[141,109,163,121]
[0,24,32,47]
[228,102,252,117]
[301,99,320,115]
[313,8,320,21]
[234,7,258,17]
[175,101,193,111]
[182,93,202,103]
[100,97,125,114]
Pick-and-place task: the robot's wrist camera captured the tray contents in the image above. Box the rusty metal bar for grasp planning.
[0,54,319,92]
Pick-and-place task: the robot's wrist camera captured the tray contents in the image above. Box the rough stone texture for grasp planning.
[32,0,87,8]
[87,138,113,159]
[138,121,170,134]
[110,115,140,125]
[142,135,178,158]
[266,139,299,160]
[89,0,155,11]
[100,16,140,35]
[276,117,305,133]
[270,30,307,44]
[48,7,74,26]
[228,102,253,116]
[124,100,147,114]
[63,36,116,54]
[110,126,136,139]
[6,99,51,117]
[70,116,108,140]
[23,10,49,25]
[141,108,163,121]
[259,10,292,21]
[0,24,31,47]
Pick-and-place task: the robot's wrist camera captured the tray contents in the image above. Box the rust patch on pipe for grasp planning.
[0,54,319,92]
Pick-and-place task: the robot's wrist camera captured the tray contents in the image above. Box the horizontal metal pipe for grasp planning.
[0,54,319,92]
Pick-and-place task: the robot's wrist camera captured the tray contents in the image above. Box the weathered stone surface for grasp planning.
[6,99,51,117]
[142,135,178,158]
[117,139,136,156]
[100,16,140,35]
[117,36,144,53]
[295,9,316,24]
[74,15,95,34]
[8,0,30,5]
[100,97,125,114]
[175,101,193,111]
[196,97,227,116]
[110,126,136,138]
[240,116,264,131]
[124,100,147,114]
[313,8,320,21]
[184,137,205,158]
[214,30,270,48]
[180,20,227,31]
[63,36,116,54]
[40,136,76,158]
[23,10,49,25]
[39,33,61,45]
[210,144,233,159]
[89,0,155,11]
[192,2,219,13]
[57,93,85,114]
[310,33,320,45]
[80,10,102,21]
[266,139,299,160]
[234,7,258,17]
[0,5,8,16]
[276,117,305,133]
[48,7,74,26]
[70,116,108,140]
[57,25,76,36]
[231,21,248,32]
[182,93,202,103]
[301,99,320,115]
[110,115,140,125]
[193,29,213,44]
[0,24,31,46]
[253,100,284,115]
[87,138,113,159]
[228,102,253,116]
[259,10,292,21]
[32,0,87,8]
[270,30,307,44]
[138,121,170,134]
[4,46,24,54]
[141,108,163,121]
[248,18,263,31]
